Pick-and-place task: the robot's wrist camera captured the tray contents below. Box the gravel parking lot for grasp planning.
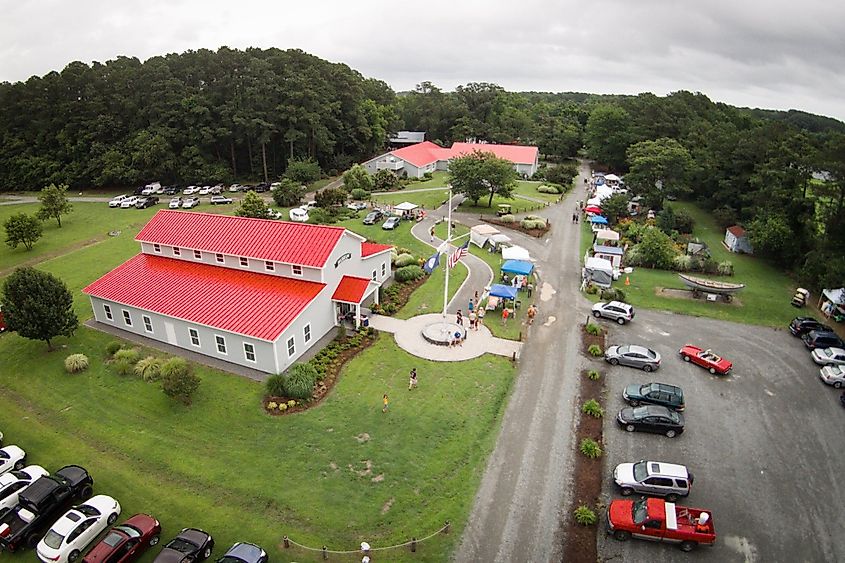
[596,309,845,562]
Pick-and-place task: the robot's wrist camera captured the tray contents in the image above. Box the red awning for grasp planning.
[331,276,372,304]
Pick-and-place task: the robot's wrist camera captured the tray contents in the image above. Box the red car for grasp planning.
[679,345,732,374]
[607,497,715,552]
[82,513,161,563]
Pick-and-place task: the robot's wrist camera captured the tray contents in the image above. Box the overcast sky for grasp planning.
[2,0,845,121]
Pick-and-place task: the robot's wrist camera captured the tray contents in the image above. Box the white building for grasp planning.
[84,210,393,374]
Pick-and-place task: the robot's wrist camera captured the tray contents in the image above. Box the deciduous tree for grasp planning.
[342,164,373,193]
[271,178,304,207]
[36,183,73,227]
[626,138,693,210]
[235,190,270,219]
[284,158,322,185]
[4,213,43,250]
[1,267,78,350]
[448,150,517,207]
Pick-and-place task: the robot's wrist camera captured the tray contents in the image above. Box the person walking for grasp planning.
[408,368,418,390]
[469,310,477,330]
[527,304,537,325]
[382,394,389,413]
[476,307,484,330]
[429,225,435,243]
[502,307,510,324]
[456,309,463,326]
[468,298,474,313]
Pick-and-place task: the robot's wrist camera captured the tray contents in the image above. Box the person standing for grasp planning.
[382,394,389,413]
[429,225,435,243]
[527,304,537,325]
[456,309,463,326]
[408,368,418,390]
[476,307,485,330]
[527,282,534,297]
[502,307,510,324]
[468,298,474,313]
[469,310,477,330]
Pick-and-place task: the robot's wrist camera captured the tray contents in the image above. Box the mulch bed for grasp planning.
[560,329,608,562]
[480,217,550,238]
[372,275,428,315]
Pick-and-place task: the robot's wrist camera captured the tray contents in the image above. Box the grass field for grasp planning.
[371,189,449,211]
[511,181,564,203]
[458,193,552,216]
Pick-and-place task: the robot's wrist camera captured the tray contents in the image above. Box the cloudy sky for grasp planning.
[2,0,845,121]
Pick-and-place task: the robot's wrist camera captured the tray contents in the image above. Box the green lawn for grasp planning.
[402,171,450,189]
[372,189,450,211]
[458,194,551,216]
[511,181,564,204]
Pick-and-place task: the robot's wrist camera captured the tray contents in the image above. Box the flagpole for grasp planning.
[443,184,452,319]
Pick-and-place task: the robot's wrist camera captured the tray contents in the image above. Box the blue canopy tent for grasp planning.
[489,284,518,300]
[589,215,609,225]
[501,259,535,276]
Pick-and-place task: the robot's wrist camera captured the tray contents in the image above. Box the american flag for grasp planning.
[447,240,469,268]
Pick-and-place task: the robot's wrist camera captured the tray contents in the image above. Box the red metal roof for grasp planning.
[727,225,746,237]
[331,276,372,304]
[136,210,345,268]
[361,242,393,257]
[83,254,325,341]
[450,142,539,165]
[390,141,452,167]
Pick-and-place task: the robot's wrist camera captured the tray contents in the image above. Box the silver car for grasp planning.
[605,344,661,372]
[592,301,635,324]
[819,365,845,388]
[811,347,845,366]
[613,460,693,502]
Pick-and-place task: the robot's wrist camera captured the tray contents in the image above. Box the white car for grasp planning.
[120,196,139,208]
[347,202,367,211]
[289,208,309,222]
[168,197,183,209]
[302,201,318,210]
[182,197,200,209]
[228,184,242,192]
[811,347,845,366]
[0,445,26,475]
[266,208,283,220]
[819,365,845,388]
[37,495,121,563]
[198,186,211,195]
[108,195,128,208]
[0,465,49,511]
[183,186,199,195]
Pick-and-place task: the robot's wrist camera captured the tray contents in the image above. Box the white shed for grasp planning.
[724,226,753,254]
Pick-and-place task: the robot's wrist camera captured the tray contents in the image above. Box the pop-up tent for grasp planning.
[394,202,418,212]
[584,205,602,214]
[470,224,500,248]
[489,233,512,250]
[584,257,614,289]
[501,259,534,276]
[594,228,619,244]
[489,284,518,300]
[502,245,532,261]
[589,215,609,225]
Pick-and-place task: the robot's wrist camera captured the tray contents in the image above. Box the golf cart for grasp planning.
[496,204,512,217]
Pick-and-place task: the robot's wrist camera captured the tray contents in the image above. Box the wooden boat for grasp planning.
[678,273,745,295]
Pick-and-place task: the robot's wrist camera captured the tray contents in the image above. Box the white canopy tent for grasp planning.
[470,224,500,248]
[502,245,532,261]
[394,202,418,212]
[489,233,512,249]
[605,173,621,182]
[594,229,620,243]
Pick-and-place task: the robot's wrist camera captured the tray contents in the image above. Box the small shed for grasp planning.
[686,241,709,257]
[593,244,624,269]
[584,257,614,289]
[724,226,753,254]
[470,224,500,248]
[818,288,845,320]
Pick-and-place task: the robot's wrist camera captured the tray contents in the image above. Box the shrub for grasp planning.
[105,341,123,356]
[161,368,201,405]
[112,359,134,377]
[284,363,319,399]
[265,373,287,397]
[267,401,278,410]
[537,184,560,194]
[521,218,546,230]
[581,399,604,418]
[587,369,601,381]
[337,325,347,339]
[588,344,603,357]
[600,287,626,302]
[64,353,89,374]
[278,403,288,411]
[674,209,695,234]
[498,214,516,223]
[422,172,433,180]
[160,357,189,380]
[393,253,417,267]
[395,265,425,282]
[384,303,397,314]
[585,284,598,295]
[135,356,163,382]
[718,261,734,276]
[579,438,603,458]
[585,323,602,336]
[349,188,370,201]
[113,348,141,365]
[574,505,598,526]
[671,254,694,272]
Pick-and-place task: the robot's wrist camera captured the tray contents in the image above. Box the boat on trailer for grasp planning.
[678,273,745,296]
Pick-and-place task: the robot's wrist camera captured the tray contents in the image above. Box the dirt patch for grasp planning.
[480,217,550,238]
[349,460,373,477]
[354,432,371,443]
[581,328,607,357]
[370,275,428,315]
[381,497,394,513]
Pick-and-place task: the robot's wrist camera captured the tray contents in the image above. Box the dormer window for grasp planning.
[292,265,303,276]
[265,261,275,272]
[194,250,202,260]
[173,247,181,256]
[240,257,249,268]
[153,244,161,253]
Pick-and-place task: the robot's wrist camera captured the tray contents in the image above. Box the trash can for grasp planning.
[362,316,369,327]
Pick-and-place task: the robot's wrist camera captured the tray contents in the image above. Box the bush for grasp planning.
[600,287,626,302]
[113,359,134,377]
[393,253,417,268]
[574,505,598,526]
[521,218,546,230]
[160,357,189,380]
[161,368,201,406]
[537,184,560,194]
[585,323,602,336]
[585,284,598,295]
[135,356,163,382]
[587,369,601,381]
[422,172,433,180]
[671,254,694,272]
[265,373,287,397]
[284,363,319,399]
[588,344,603,357]
[64,353,89,374]
[718,261,734,276]
[579,438,603,458]
[674,209,695,234]
[498,214,516,223]
[581,399,604,418]
[349,188,370,200]
[395,265,425,282]
[105,341,123,356]
[113,348,141,364]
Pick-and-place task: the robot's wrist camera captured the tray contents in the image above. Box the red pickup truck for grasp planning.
[607,497,715,552]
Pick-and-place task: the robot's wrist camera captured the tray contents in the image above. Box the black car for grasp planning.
[802,330,845,350]
[135,196,160,209]
[363,210,384,225]
[616,405,685,438]
[216,542,267,563]
[623,382,685,411]
[789,317,833,337]
[253,183,269,193]
[132,186,146,195]
[154,528,214,563]
[163,186,178,195]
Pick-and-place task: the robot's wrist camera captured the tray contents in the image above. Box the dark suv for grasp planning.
[789,317,832,337]
[802,330,845,350]
[623,382,685,411]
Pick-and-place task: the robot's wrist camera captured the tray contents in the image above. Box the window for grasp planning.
[240,257,249,267]
[381,262,386,277]
[304,324,311,343]
[103,304,113,321]
[216,253,224,263]
[122,310,132,327]
[372,270,377,281]
[153,243,161,253]
[244,342,256,362]
[287,336,295,357]
[215,335,227,355]
[644,477,674,487]
[189,328,200,347]
[292,265,302,276]
[142,315,153,333]
[265,261,275,272]
[193,250,202,260]
[173,247,181,256]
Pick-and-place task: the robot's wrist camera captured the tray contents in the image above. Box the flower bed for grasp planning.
[481,217,549,238]
[369,276,428,316]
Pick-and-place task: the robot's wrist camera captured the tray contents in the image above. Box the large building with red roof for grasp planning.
[84,210,393,374]
[362,141,539,179]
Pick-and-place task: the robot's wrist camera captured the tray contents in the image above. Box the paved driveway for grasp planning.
[597,309,845,562]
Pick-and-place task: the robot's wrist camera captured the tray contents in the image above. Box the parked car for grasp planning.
[617,405,684,437]
[132,186,146,196]
[209,195,233,205]
[182,197,200,209]
[678,345,733,374]
[363,210,384,225]
[301,201,318,210]
[135,196,159,209]
[153,528,214,563]
[163,186,178,196]
[183,186,199,195]
[607,497,715,551]
[108,195,128,208]
[36,495,121,563]
[789,317,833,337]
[289,208,309,222]
[82,513,162,563]
[169,197,183,209]
[802,330,845,351]
[0,465,49,512]
[613,460,693,501]
[228,184,242,193]
[605,345,661,372]
[347,201,368,211]
[0,445,26,475]
[120,196,140,209]
[253,183,269,193]
[623,382,685,411]
[382,216,401,230]
[591,301,635,324]
[820,365,845,388]
[210,185,223,195]
[198,186,211,196]
[265,209,283,220]
[811,347,845,366]
[215,542,267,563]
